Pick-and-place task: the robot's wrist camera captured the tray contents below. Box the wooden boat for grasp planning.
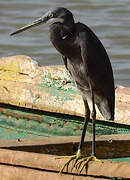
[0,55,130,179]
[0,135,130,179]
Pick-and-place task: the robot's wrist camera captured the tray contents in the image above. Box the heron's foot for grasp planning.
[75,155,101,173]
[56,149,83,173]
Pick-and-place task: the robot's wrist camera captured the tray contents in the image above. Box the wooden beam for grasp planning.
[0,148,129,179]
[0,134,130,159]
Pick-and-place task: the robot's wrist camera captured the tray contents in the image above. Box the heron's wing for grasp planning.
[79,31,115,120]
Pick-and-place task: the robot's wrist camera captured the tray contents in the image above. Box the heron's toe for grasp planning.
[76,155,101,173]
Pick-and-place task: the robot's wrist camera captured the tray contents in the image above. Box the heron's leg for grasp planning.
[91,86,96,156]
[56,97,90,173]
[77,97,90,152]
[75,85,101,173]
[70,97,90,169]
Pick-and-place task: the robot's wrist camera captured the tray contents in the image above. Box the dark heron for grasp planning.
[10,7,115,172]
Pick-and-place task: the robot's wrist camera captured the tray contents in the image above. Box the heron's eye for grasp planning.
[49,13,53,18]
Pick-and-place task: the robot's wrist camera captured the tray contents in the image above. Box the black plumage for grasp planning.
[11,7,115,171]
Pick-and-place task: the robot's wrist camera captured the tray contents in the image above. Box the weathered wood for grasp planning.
[0,165,100,180]
[0,134,130,159]
[0,55,130,125]
[0,148,129,179]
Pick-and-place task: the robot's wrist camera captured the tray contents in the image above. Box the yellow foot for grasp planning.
[75,155,101,173]
[56,149,82,173]
[56,150,101,174]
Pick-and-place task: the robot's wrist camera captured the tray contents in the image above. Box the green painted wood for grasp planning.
[106,157,130,163]
[0,103,130,140]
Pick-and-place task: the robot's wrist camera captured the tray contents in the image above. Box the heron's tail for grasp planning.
[96,96,115,120]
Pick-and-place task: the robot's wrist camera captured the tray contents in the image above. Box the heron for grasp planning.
[10,7,115,173]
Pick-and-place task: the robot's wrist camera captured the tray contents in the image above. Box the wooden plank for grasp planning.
[0,165,100,180]
[0,148,129,179]
[0,134,130,159]
[0,103,130,139]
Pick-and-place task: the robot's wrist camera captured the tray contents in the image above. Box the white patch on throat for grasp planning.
[47,18,64,25]
[62,35,68,39]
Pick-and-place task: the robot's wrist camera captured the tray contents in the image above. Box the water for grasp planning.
[0,0,130,87]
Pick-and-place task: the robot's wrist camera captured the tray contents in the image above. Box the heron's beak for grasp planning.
[10,12,50,36]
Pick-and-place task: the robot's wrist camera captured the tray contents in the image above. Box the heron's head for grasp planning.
[10,7,74,36]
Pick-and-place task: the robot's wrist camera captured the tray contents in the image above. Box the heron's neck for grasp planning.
[49,23,74,56]
[50,24,62,42]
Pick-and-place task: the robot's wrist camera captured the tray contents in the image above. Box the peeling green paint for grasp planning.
[0,103,130,141]
[37,69,77,103]
[39,70,77,93]
[106,157,130,163]
[38,81,76,102]
[29,89,38,104]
